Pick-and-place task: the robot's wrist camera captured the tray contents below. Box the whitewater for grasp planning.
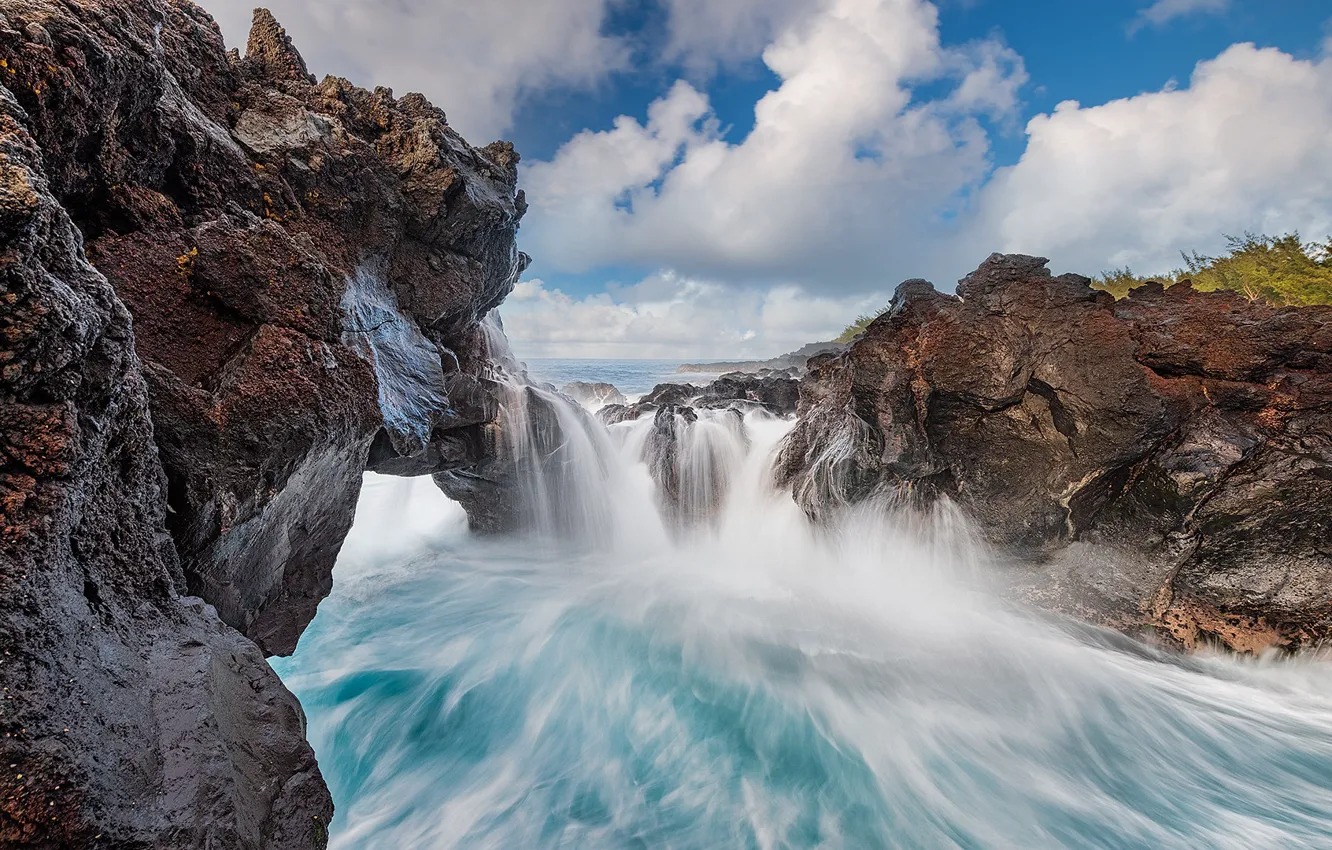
[272,367,1332,850]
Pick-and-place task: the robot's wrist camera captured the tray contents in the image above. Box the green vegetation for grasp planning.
[835,232,1330,344]
[835,310,889,343]
[1092,233,1332,307]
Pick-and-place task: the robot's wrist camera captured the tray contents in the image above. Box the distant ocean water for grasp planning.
[521,358,729,399]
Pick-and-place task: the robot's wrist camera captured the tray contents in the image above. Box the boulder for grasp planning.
[561,380,627,407]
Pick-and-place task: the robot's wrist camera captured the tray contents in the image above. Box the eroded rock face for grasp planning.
[0,84,329,849]
[1,1,527,844]
[0,0,526,655]
[776,254,1332,652]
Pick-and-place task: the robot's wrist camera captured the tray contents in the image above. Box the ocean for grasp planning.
[270,361,1332,850]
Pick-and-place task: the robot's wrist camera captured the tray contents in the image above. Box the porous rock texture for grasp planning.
[1,1,524,845]
[776,254,1332,653]
[0,0,525,655]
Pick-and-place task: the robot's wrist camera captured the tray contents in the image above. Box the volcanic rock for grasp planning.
[0,79,328,848]
[776,254,1332,653]
[0,0,526,654]
[0,1,526,844]
[561,380,627,407]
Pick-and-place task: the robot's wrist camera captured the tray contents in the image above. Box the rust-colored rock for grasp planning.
[0,0,527,845]
[777,254,1332,653]
[0,1,527,655]
[0,82,329,848]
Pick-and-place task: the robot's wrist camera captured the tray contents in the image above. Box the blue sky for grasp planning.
[210,0,1332,358]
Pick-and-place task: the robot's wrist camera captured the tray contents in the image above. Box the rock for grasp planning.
[0,84,329,848]
[596,402,647,426]
[433,383,614,539]
[641,382,700,406]
[561,381,627,407]
[777,254,1332,653]
[0,1,526,654]
[695,373,800,416]
[0,0,527,844]
[642,405,700,528]
[640,404,748,530]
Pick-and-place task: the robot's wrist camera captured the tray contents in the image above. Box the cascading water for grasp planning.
[272,347,1332,849]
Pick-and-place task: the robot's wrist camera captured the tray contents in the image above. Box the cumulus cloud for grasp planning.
[206,0,627,140]
[206,0,1332,357]
[520,0,1027,294]
[1130,0,1229,34]
[499,274,888,359]
[978,44,1332,276]
[659,0,809,75]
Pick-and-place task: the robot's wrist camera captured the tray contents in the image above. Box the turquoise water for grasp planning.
[273,381,1332,849]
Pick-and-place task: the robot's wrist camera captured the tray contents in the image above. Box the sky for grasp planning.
[208,0,1332,359]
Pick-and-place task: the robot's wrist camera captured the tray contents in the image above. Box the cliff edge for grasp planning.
[0,2,524,845]
[777,255,1332,653]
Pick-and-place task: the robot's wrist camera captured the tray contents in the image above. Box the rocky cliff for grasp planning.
[0,1,524,845]
[777,254,1332,653]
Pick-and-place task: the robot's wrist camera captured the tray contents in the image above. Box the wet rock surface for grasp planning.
[0,1,524,845]
[777,254,1332,653]
[561,381,626,407]
[593,373,801,426]
[0,79,329,848]
[0,0,525,654]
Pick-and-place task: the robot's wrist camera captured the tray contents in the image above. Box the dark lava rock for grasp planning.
[695,373,799,416]
[638,375,799,417]
[641,382,701,406]
[561,381,627,407]
[0,82,329,848]
[641,404,748,530]
[596,402,652,426]
[0,1,526,655]
[0,1,526,845]
[776,254,1332,653]
[434,384,613,538]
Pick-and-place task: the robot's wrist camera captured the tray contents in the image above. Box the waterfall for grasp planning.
[272,332,1332,849]
[449,314,789,547]
[341,265,451,452]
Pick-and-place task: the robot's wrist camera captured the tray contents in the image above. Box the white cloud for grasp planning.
[205,1,1332,359]
[500,273,888,359]
[520,0,1026,294]
[206,0,628,141]
[660,0,808,75]
[1130,0,1229,34]
[978,44,1332,276]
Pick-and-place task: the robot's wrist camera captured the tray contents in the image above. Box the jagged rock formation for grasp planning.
[561,380,626,407]
[641,404,746,530]
[0,0,525,655]
[776,254,1332,653]
[595,374,800,427]
[0,72,329,849]
[0,1,525,845]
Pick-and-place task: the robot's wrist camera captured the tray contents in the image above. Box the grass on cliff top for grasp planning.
[835,232,1332,343]
[835,313,885,343]
[1092,232,1332,307]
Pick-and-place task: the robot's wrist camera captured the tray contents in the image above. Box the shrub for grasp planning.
[1092,233,1332,307]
